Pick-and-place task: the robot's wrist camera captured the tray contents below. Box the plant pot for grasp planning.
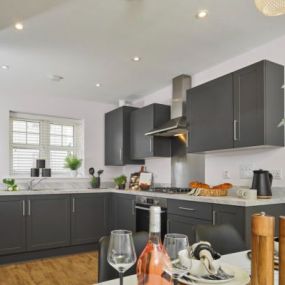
[118,184,125,190]
[70,170,78,178]
[91,177,100,189]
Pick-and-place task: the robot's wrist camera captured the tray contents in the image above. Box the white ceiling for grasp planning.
[1,0,285,103]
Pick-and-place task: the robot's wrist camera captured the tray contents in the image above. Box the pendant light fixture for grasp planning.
[255,0,285,16]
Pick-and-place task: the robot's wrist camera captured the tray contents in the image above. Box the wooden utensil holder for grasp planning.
[251,213,275,285]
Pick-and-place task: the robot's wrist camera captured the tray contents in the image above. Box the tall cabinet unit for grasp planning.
[105,106,144,166]
[187,60,284,153]
[130,103,171,159]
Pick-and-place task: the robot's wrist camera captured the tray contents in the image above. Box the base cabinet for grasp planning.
[111,194,136,232]
[0,196,26,255]
[26,195,71,251]
[71,194,109,245]
[167,214,211,244]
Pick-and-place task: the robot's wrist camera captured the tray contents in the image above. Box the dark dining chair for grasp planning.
[98,231,148,283]
[194,224,247,255]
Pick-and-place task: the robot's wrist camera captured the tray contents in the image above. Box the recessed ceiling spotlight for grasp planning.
[14,22,24,30]
[48,74,64,82]
[132,56,141,62]
[282,84,285,89]
[1,65,9,70]
[196,9,209,19]
[96,83,101,87]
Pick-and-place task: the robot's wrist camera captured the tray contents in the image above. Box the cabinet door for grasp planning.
[111,194,136,232]
[187,74,234,153]
[213,204,245,242]
[167,214,211,244]
[0,196,26,255]
[233,62,264,148]
[130,104,171,159]
[105,108,123,166]
[71,194,109,245]
[26,195,70,251]
[131,105,154,159]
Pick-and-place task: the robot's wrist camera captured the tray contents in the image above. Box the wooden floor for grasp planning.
[0,251,98,285]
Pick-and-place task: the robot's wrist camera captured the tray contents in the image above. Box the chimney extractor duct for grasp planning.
[145,75,191,137]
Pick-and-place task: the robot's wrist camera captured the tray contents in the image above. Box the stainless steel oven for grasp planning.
[135,196,167,239]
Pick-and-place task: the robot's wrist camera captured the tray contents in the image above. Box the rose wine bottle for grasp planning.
[136,206,172,285]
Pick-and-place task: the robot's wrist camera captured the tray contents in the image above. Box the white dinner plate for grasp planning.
[178,263,250,285]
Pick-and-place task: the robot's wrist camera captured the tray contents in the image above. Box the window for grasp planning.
[10,112,83,176]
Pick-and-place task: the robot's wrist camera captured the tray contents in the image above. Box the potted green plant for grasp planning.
[64,154,82,177]
[2,178,19,191]
[114,175,127,190]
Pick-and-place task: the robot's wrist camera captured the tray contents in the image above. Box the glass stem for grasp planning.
[119,272,124,285]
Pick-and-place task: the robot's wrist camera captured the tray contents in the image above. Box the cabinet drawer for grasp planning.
[168,199,212,221]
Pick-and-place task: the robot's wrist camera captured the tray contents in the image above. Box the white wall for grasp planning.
[0,93,124,182]
[136,34,285,187]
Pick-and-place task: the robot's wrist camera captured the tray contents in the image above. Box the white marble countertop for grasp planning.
[0,188,285,207]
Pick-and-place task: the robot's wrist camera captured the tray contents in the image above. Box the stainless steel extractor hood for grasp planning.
[145,75,191,137]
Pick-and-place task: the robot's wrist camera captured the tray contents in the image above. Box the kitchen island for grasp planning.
[0,188,284,264]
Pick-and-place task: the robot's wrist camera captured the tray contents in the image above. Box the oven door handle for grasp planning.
[135,205,166,213]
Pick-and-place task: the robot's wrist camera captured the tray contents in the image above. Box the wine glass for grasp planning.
[107,230,137,285]
[163,233,190,285]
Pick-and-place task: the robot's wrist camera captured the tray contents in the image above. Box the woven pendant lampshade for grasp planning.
[255,0,285,16]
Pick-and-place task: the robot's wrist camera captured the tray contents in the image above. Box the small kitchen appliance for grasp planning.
[251,169,273,199]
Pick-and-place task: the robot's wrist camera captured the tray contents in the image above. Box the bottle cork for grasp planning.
[280,216,285,285]
[251,212,275,285]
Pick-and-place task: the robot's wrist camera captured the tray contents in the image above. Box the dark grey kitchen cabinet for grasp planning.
[233,60,284,148]
[167,214,211,244]
[187,60,284,153]
[130,104,171,159]
[26,195,70,251]
[71,193,109,245]
[111,194,136,232]
[167,199,213,243]
[0,196,26,255]
[187,74,234,153]
[212,204,245,243]
[105,106,144,166]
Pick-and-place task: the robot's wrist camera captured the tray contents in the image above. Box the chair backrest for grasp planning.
[98,231,149,283]
[194,224,247,255]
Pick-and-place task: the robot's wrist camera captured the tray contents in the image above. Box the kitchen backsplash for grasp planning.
[0,178,115,191]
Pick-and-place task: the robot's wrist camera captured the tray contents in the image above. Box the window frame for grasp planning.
[9,112,84,177]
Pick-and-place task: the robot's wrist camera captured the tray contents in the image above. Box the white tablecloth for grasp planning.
[96,251,279,284]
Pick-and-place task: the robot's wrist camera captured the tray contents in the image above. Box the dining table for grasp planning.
[95,250,279,285]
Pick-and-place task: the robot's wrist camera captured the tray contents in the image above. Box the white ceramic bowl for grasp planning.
[178,249,221,276]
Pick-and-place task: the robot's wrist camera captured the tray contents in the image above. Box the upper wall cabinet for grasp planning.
[105,106,144,166]
[130,104,171,159]
[187,60,284,153]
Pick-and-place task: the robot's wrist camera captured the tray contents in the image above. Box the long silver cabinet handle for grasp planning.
[149,139,152,153]
[212,210,216,225]
[28,200,31,216]
[132,200,135,216]
[119,148,122,162]
[72,198,75,213]
[179,206,196,212]
[22,200,26,216]
[234,120,238,141]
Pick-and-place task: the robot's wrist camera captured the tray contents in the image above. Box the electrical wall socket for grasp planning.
[240,164,254,179]
[271,169,282,180]
[222,170,231,179]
